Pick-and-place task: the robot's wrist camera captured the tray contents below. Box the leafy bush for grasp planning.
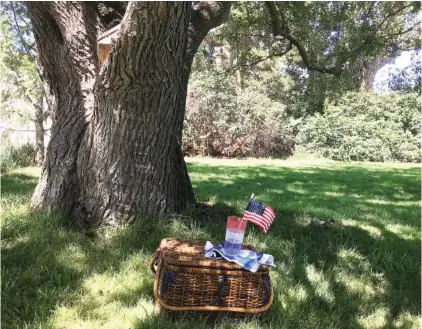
[298,92,421,162]
[183,72,295,158]
[1,140,37,172]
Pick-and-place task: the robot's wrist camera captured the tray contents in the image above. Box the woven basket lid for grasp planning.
[159,238,268,272]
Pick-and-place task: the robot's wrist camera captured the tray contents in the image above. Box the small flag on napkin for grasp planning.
[243,198,276,234]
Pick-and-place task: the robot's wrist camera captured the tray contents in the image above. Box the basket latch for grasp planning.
[214,274,228,306]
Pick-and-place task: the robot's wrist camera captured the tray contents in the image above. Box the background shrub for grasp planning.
[297,92,421,162]
[183,72,295,158]
[1,139,37,172]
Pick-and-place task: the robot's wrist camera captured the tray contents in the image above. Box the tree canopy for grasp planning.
[213,2,420,72]
[1,1,41,122]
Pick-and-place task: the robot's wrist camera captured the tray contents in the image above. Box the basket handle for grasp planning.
[149,250,161,274]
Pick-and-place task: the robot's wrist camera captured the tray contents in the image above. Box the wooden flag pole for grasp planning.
[239,193,254,227]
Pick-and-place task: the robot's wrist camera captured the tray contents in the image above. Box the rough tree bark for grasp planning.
[28,1,99,217]
[27,1,231,225]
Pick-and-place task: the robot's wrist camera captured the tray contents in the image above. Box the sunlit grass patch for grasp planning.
[392,313,422,329]
[357,307,390,329]
[305,264,335,304]
[385,223,420,240]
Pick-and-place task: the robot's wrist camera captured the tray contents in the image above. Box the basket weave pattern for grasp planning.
[151,238,273,313]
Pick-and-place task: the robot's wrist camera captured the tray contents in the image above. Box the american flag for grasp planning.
[243,199,276,234]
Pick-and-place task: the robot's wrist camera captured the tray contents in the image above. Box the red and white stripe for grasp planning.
[243,206,276,234]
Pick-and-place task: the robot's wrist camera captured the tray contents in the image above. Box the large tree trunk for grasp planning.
[28,2,99,216]
[76,2,195,224]
[359,57,390,91]
[27,1,231,225]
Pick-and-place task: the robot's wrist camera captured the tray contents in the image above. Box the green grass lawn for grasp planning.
[1,160,421,329]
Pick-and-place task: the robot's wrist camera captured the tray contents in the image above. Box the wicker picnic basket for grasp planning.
[150,238,273,313]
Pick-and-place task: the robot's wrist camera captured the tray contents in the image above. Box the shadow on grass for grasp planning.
[1,200,238,328]
[1,163,420,328]
[266,215,420,329]
[1,171,38,197]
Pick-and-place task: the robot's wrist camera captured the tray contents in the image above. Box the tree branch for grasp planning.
[226,42,293,72]
[362,1,377,22]
[186,2,232,63]
[377,3,414,30]
[192,2,232,31]
[9,2,35,56]
[95,1,127,30]
[378,21,421,40]
[23,93,37,107]
[266,2,340,75]
[342,19,420,64]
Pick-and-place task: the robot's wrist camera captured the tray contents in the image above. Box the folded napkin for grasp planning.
[204,241,275,273]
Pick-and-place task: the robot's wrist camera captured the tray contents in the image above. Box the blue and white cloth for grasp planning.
[204,241,275,273]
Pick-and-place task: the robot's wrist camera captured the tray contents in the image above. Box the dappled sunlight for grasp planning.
[365,199,418,206]
[2,162,420,328]
[51,298,155,329]
[189,161,421,231]
[1,201,31,216]
[334,270,388,300]
[267,240,296,263]
[289,212,316,227]
[392,192,419,200]
[243,236,268,251]
[385,224,420,240]
[57,243,88,272]
[392,313,421,329]
[305,264,335,305]
[337,248,368,263]
[1,233,31,250]
[279,284,309,310]
[51,250,157,328]
[357,307,389,329]
[336,248,379,277]
[359,224,383,238]
[324,191,345,197]
[342,220,383,239]
[12,166,41,176]
[285,186,308,195]
[168,218,213,241]
[82,272,152,306]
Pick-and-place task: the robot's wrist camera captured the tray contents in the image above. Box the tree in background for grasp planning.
[0,1,46,164]
[198,2,420,114]
[185,1,421,156]
[24,1,421,226]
